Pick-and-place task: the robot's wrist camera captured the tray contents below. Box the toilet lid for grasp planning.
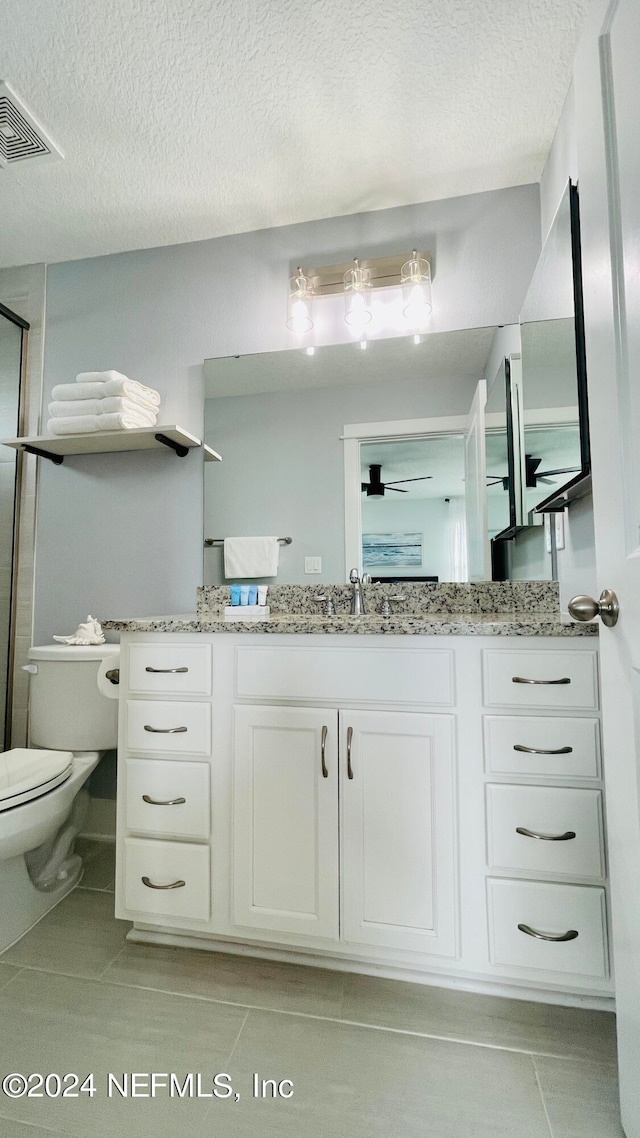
[0,749,74,812]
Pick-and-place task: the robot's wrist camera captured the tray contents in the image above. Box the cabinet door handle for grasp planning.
[346,726,354,780]
[141,876,186,890]
[321,725,329,778]
[514,744,573,755]
[512,676,571,685]
[145,666,189,673]
[516,826,576,841]
[518,923,578,942]
[143,725,188,733]
[142,794,187,806]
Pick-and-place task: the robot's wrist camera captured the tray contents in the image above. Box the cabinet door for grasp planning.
[233,706,339,941]
[341,710,457,957]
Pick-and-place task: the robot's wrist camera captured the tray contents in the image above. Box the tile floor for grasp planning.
[0,840,625,1137]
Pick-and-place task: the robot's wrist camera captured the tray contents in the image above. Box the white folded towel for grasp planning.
[51,382,107,401]
[48,397,158,421]
[224,536,280,579]
[76,371,161,408]
[47,410,155,435]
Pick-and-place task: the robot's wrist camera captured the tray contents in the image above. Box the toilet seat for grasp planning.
[0,749,74,813]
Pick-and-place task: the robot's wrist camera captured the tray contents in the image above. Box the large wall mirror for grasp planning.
[203,326,506,585]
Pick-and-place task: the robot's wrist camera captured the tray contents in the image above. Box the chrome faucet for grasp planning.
[349,568,366,615]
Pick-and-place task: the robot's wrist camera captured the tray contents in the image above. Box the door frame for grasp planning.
[343,415,469,579]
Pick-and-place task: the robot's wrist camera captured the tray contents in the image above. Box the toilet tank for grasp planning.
[27,644,119,751]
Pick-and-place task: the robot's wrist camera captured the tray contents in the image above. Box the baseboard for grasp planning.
[126,926,616,1011]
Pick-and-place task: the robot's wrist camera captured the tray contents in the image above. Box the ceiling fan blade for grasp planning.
[385,475,433,485]
[386,486,409,493]
[537,467,580,478]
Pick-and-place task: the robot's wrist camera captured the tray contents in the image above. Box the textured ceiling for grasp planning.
[0,0,590,268]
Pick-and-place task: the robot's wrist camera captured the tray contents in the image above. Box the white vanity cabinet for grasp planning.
[232,705,456,956]
[114,630,611,1007]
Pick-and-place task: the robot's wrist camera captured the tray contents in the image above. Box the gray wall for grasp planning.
[35,184,540,638]
[205,375,474,586]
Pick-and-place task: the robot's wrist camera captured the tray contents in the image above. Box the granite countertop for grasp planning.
[102,611,597,637]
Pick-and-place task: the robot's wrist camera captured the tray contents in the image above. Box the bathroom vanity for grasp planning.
[105,583,609,1007]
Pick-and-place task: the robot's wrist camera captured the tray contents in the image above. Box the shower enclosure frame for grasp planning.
[0,300,30,750]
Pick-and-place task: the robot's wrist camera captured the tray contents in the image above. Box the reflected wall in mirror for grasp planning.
[519,181,589,514]
[203,326,506,585]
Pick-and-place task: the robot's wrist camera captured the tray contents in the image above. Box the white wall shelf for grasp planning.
[1,425,222,465]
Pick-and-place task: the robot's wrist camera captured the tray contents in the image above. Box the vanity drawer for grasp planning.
[487,878,608,979]
[126,700,211,756]
[123,837,210,921]
[486,785,605,880]
[125,759,210,840]
[127,643,212,697]
[484,716,601,779]
[483,650,599,710]
[235,645,454,706]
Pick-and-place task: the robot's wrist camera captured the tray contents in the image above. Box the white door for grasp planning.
[340,710,457,956]
[233,705,339,940]
[574,2,640,1132]
[465,380,491,580]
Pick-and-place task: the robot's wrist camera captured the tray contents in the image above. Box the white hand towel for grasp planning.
[47,410,155,435]
[51,382,107,401]
[76,371,161,408]
[224,537,280,579]
[48,396,158,421]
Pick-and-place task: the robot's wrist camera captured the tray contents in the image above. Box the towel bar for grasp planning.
[204,536,292,547]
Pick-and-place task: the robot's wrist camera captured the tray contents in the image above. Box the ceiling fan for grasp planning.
[361,463,433,498]
[486,455,580,491]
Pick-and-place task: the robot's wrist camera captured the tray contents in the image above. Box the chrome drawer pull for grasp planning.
[516,826,576,841]
[514,744,573,755]
[321,725,329,779]
[142,876,186,890]
[142,794,187,806]
[346,725,354,780]
[518,923,578,942]
[512,676,571,685]
[145,666,189,673]
[143,725,188,733]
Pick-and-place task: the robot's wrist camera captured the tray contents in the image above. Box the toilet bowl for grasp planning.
[0,643,119,954]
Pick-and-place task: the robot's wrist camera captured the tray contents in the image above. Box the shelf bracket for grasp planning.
[22,444,64,465]
[155,433,190,458]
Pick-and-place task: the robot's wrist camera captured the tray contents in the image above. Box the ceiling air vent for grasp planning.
[0,80,63,168]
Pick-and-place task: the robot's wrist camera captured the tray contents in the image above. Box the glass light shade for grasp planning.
[344,259,372,331]
[401,252,432,325]
[286,268,314,334]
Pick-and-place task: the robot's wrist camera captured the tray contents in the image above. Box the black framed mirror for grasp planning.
[519,181,591,514]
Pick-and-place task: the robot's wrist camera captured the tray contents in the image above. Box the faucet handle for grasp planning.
[380,594,406,617]
[314,594,336,616]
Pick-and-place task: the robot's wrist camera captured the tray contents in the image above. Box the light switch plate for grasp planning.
[305,556,322,574]
[554,512,566,550]
[544,514,552,553]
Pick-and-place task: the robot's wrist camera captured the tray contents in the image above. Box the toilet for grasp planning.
[0,643,119,954]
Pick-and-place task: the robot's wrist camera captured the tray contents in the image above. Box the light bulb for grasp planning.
[286,267,315,334]
[401,251,432,327]
[344,258,373,330]
[359,339,367,350]
[413,334,422,345]
[305,346,315,356]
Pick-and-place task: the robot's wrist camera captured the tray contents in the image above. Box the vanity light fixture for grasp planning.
[344,258,373,333]
[286,267,315,335]
[401,250,432,326]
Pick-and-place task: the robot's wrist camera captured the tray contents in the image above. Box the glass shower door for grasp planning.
[0,303,27,749]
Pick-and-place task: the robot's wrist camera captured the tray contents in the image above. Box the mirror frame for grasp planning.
[523,181,592,513]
